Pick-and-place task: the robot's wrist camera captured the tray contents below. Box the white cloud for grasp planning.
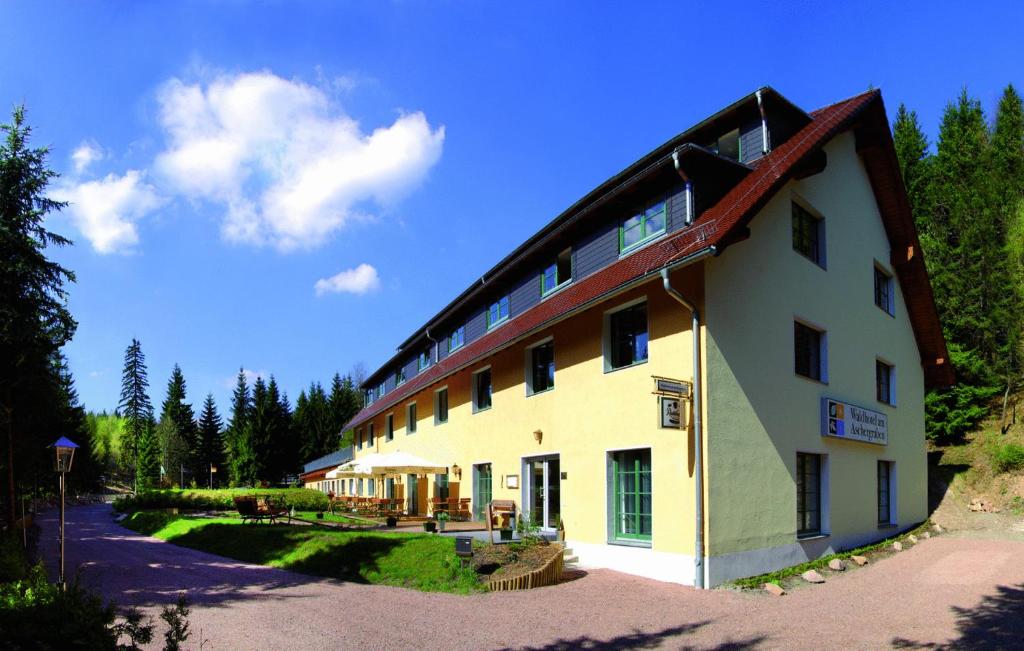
[71,140,105,173]
[53,171,164,254]
[314,263,380,296]
[153,71,445,251]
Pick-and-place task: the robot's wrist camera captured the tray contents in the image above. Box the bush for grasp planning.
[992,443,1024,472]
[113,488,329,514]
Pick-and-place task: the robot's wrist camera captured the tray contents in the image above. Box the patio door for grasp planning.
[524,455,560,530]
[473,463,492,521]
[407,474,419,515]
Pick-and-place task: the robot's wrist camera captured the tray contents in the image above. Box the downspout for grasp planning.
[756,89,769,155]
[425,328,438,364]
[660,258,712,589]
[671,151,695,225]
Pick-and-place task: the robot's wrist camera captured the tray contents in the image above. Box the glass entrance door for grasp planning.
[525,455,560,529]
[473,463,492,521]
[407,473,419,515]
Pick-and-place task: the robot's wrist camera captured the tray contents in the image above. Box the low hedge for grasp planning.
[113,488,329,514]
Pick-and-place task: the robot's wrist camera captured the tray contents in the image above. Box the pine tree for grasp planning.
[0,106,77,525]
[328,374,361,448]
[118,339,153,492]
[197,394,224,487]
[992,84,1024,211]
[246,377,270,484]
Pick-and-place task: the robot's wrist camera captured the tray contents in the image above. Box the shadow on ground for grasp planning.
[501,622,766,650]
[893,583,1024,649]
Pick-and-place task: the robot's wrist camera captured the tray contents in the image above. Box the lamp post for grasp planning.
[49,436,78,591]
[209,464,217,489]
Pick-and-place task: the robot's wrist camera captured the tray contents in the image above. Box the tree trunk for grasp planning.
[5,392,15,529]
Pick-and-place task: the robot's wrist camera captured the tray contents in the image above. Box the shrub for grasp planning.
[114,488,329,514]
[992,443,1024,473]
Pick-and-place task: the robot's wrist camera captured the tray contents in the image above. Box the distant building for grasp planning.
[300,447,353,490]
[324,88,951,587]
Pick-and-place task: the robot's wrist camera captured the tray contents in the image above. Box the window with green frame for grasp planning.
[619,200,667,253]
[449,326,465,352]
[611,449,652,541]
[541,248,572,295]
[418,347,431,371]
[395,367,406,386]
[487,295,510,329]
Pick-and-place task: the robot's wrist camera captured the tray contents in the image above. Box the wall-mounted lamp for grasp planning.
[451,463,462,480]
[533,429,543,444]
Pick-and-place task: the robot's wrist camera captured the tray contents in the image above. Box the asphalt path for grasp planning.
[38,504,1024,649]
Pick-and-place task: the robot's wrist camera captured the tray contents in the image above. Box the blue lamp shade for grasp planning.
[50,437,79,473]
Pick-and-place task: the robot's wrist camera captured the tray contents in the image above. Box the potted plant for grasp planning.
[437,511,450,532]
[386,515,398,528]
[423,520,437,533]
[315,512,324,520]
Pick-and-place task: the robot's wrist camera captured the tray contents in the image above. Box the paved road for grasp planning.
[39,504,1024,649]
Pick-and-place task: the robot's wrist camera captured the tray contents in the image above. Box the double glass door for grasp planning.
[525,455,560,530]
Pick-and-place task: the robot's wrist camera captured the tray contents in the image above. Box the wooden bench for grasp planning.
[234,495,290,524]
[486,499,517,539]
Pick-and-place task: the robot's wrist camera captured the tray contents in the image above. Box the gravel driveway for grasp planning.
[38,504,1024,649]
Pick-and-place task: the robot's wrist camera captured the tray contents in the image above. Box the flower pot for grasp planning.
[500,528,513,541]
[424,521,437,533]
[386,516,398,528]
[438,520,447,532]
[315,512,324,520]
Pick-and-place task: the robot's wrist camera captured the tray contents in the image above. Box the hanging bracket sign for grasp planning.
[821,397,887,445]
[652,376,692,399]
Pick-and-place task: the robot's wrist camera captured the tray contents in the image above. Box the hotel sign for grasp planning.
[821,398,887,446]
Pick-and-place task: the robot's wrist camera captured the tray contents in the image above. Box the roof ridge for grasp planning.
[809,88,880,116]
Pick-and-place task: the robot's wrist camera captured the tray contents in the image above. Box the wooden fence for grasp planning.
[487,543,565,591]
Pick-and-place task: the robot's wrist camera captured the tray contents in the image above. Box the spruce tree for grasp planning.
[328,374,361,448]
[136,416,161,489]
[118,339,153,492]
[197,394,224,487]
[0,106,77,525]
[246,377,270,484]
[225,369,253,486]
[992,84,1024,211]
[159,364,197,484]
[893,103,932,228]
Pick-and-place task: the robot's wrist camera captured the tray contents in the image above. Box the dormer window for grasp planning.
[418,347,431,371]
[541,248,572,296]
[395,368,407,387]
[708,127,740,161]
[365,389,374,406]
[620,200,667,253]
[449,326,465,352]
[487,295,510,329]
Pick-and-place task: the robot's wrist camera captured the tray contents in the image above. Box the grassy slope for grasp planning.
[931,404,1024,514]
[122,512,481,593]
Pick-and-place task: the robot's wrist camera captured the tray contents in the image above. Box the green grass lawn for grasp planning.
[291,511,377,526]
[121,511,482,593]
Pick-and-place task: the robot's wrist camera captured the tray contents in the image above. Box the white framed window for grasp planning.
[877,460,897,526]
[792,198,826,268]
[541,248,572,296]
[406,402,417,434]
[385,413,394,441]
[603,297,649,372]
[876,359,896,406]
[525,337,555,395]
[418,346,432,371]
[874,263,895,316]
[395,367,407,387]
[794,318,828,383]
[472,366,492,413]
[796,451,830,538]
[434,386,449,425]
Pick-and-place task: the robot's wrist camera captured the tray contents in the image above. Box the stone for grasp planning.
[801,570,826,584]
[764,582,786,596]
[933,524,944,533]
[893,541,904,552]
[851,555,868,566]
[828,559,846,572]
[922,532,931,539]
[908,534,919,544]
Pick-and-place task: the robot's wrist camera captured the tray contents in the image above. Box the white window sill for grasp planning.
[797,533,830,542]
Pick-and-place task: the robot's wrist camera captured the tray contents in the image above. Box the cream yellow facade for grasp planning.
[703,132,927,585]
[325,114,938,587]
[348,269,705,584]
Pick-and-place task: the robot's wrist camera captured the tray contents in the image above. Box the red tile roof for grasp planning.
[345,90,951,430]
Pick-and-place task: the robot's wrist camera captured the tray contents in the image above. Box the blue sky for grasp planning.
[3,1,1022,415]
